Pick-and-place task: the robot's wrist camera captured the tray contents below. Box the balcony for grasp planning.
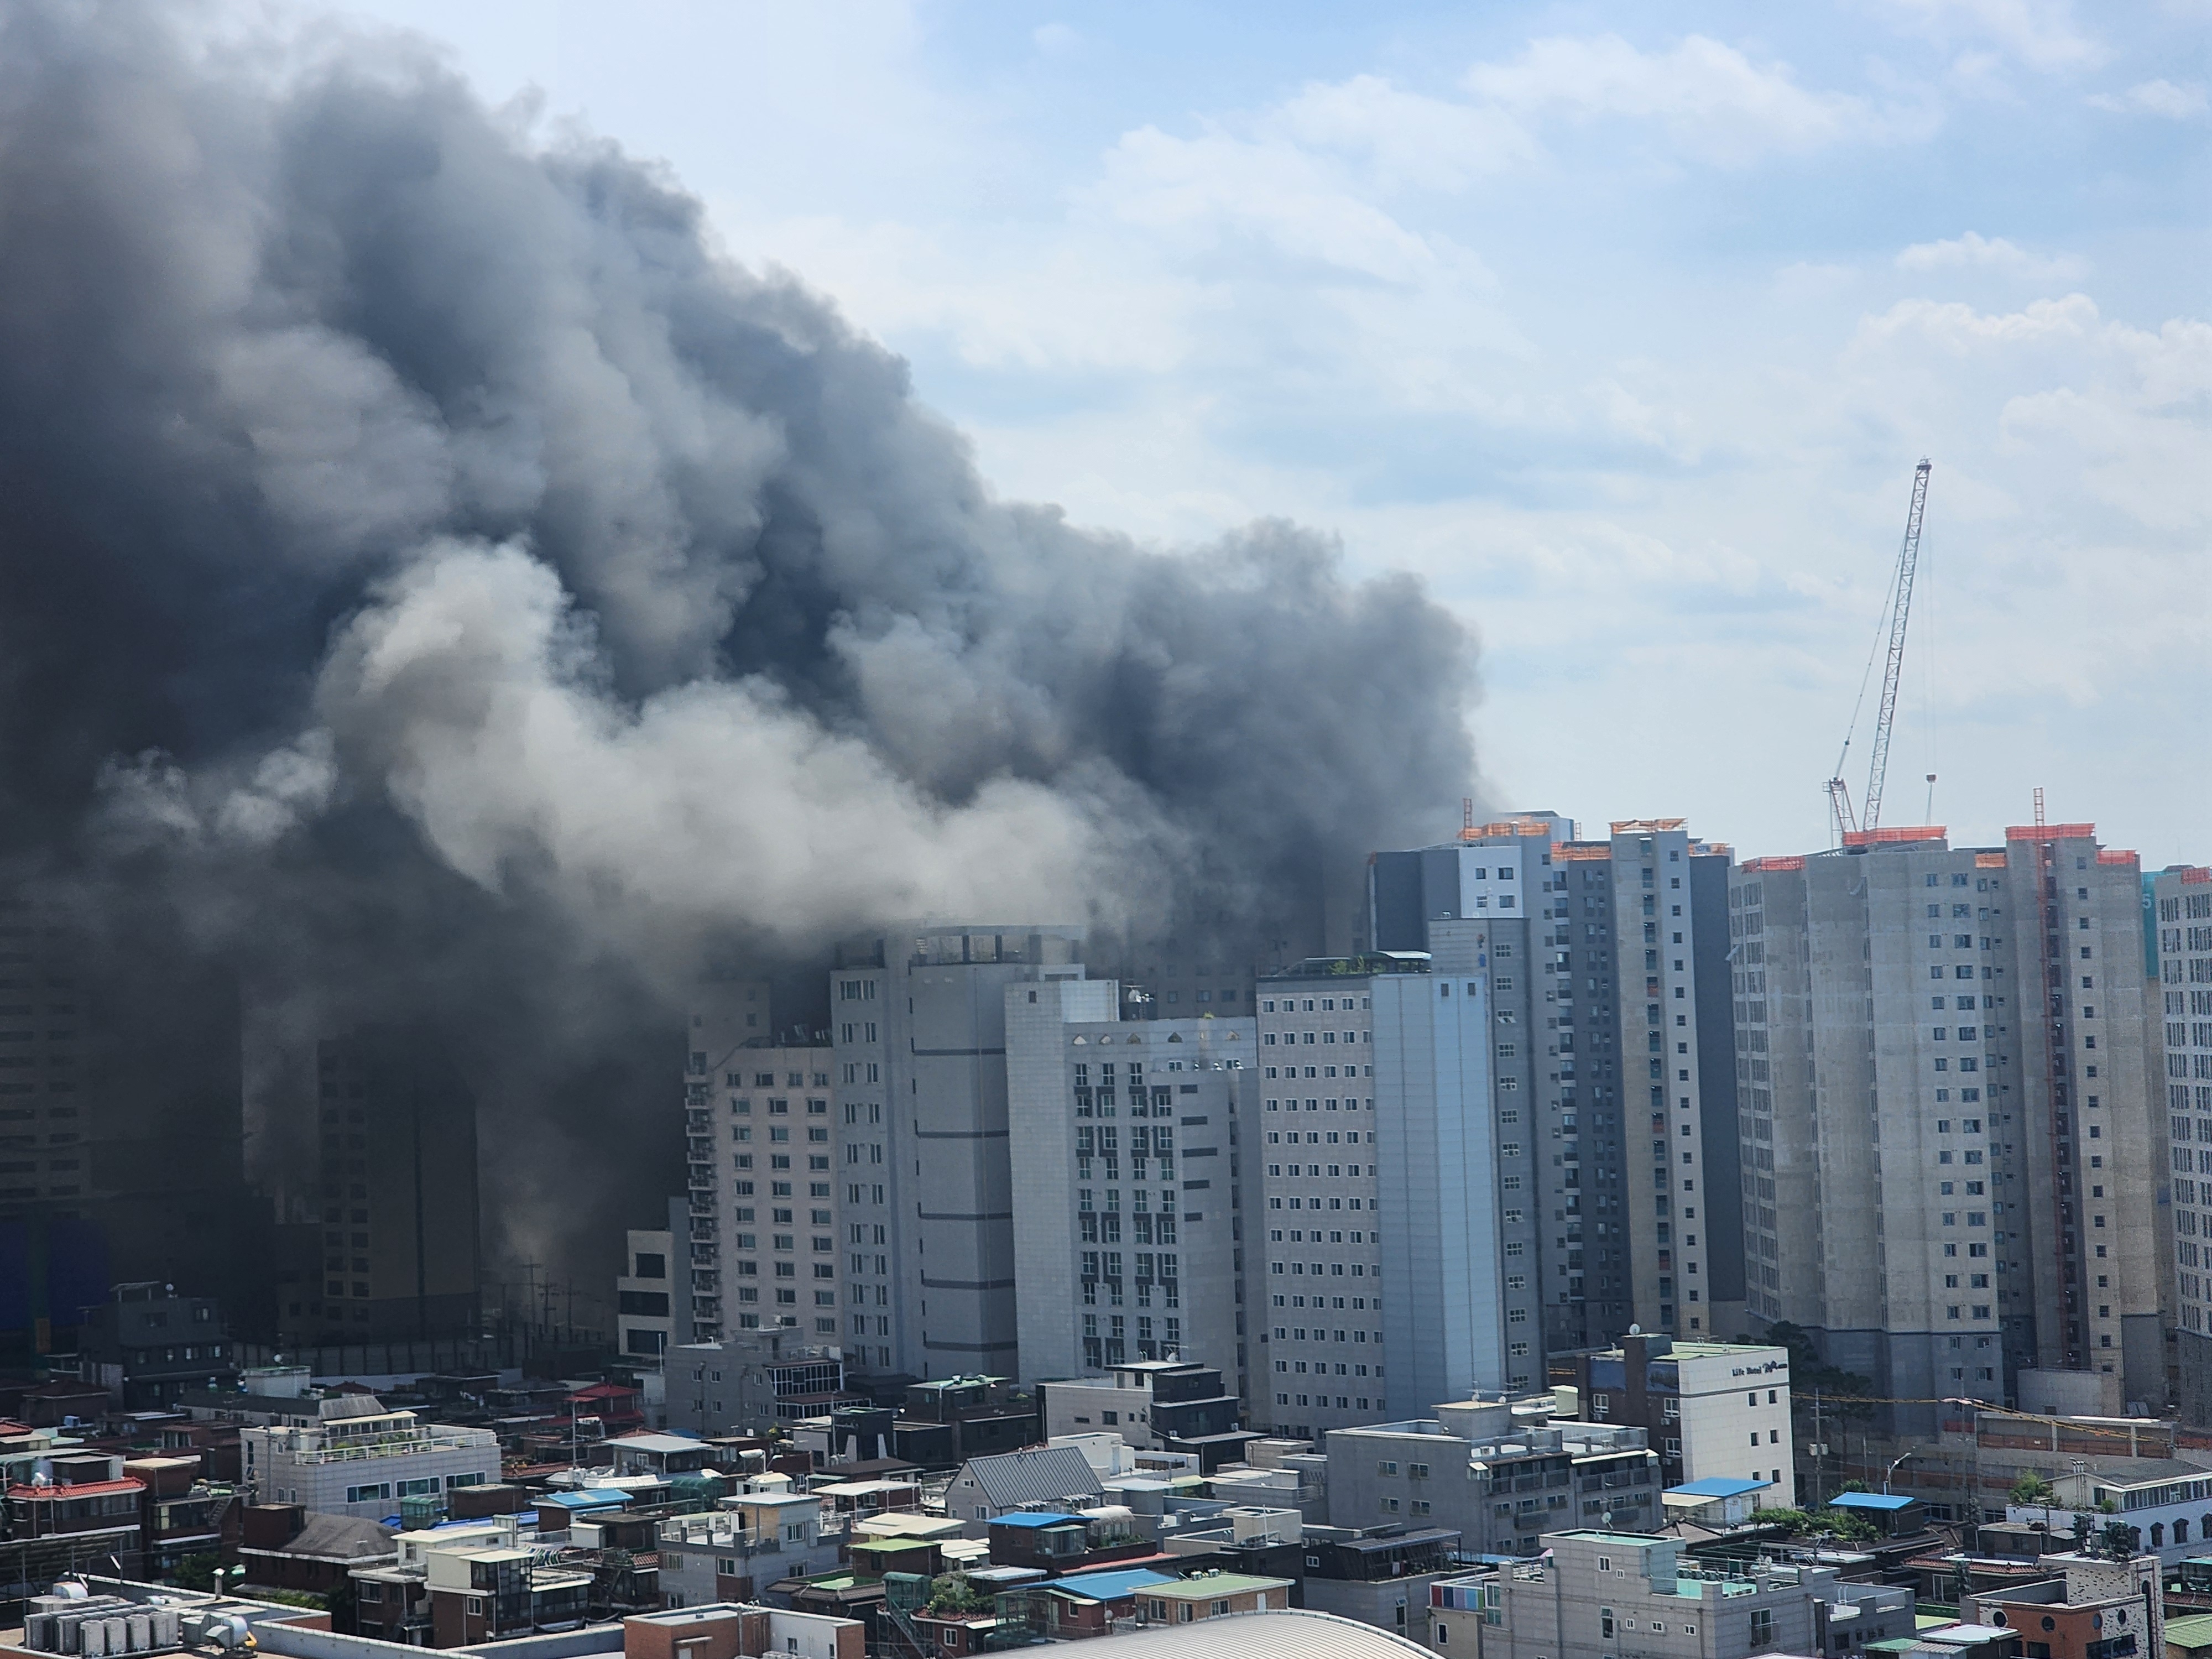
[288,1430,491,1465]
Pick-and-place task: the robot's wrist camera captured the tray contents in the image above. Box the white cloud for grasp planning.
[1269,74,1537,191]
[1854,291,2103,352]
[1032,22,1082,58]
[1095,124,1449,284]
[1896,231,2087,280]
[1463,33,1891,162]
[1875,0,2106,71]
[1848,296,2212,536]
[2088,77,2209,118]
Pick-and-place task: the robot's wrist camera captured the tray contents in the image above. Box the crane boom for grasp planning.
[1861,460,1932,832]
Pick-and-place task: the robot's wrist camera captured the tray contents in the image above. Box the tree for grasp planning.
[1765,1322,1877,1413]
[924,1575,982,1616]
[2098,1521,2142,1561]
[169,1554,222,1593]
[322,1576,358,1635]
[2011,1473,2057,1505]
[1747,1506,1879,1546]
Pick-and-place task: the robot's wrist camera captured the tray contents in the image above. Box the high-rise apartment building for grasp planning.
[300,1029,481,1343]
[1,898,259,1350]
[2152,865,2212,1420]
[829,924,1089,1380]
[682,1008,841,1347]
[1368,818,1741,1358]
[1005,982,1252,1396]
[1738,822,2162,1425]
[1250,940,1536,1438]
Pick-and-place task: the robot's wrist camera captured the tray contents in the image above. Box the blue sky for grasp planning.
[310,0,2209,864]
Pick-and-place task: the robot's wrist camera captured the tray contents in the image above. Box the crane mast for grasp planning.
[1828,459,1933,842]
[1861,460,1932,832]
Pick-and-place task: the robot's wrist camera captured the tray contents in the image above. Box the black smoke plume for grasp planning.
[0,3,1481,1320]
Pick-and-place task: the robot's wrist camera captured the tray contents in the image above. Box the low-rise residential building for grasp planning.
[945,1443,1106,1533]
[1298,1524,1463,1641]
[239,1392,498,1520]
[1425,1564,1916,1659]
[1130,1572,1297,1627]
[1478,1528,1849,1659]
[659,1333,860,1438]
[237,1504,395,1596]
[622,1603,863,1659]
[1326,1395,1660,1556]
[1040,1360,1256,1471]
[656,1491,844,1605]
[1569,1332,1794,1498]
[2005,1465,2212,1561]
[124,1453,226,1573]
[606,1432,719,1479]
[1966,1550,2164,1659]
[74,1284,237,1410]
[2,1452,144,1578]
[884,1375,1041,1467]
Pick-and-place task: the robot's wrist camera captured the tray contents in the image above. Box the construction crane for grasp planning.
[1828,458,1933,842]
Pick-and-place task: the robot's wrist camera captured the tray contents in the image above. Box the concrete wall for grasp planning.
[1375,969,1509,1409]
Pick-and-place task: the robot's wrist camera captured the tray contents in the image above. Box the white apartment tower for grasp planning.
[2153,864,2212,1421]
[1253,926,1537,1439]
[1005,985,1253,1395]
[1369,818,1743,1357]
[828,924,1089,1380]
[683,1004,844,1347]
[1737,822,2162,1427]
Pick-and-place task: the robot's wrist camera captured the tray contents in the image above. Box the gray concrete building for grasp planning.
[616,1199,690,1363]
[303,1029,480,1343]
[0,896,260,1348]
[1325,1397,1659,1556]
[660,1331,858,1437]
[1369,817,1743,1359]
[1254,937,1540,1438]
[1738,821,2163,1425]
[830,924,1089,1380]
[2153,864,2212,1422]
[1006,985,1251,1395]
[1460,1527,1893,1659]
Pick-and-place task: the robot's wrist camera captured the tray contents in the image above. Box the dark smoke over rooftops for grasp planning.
[0,3,1481,1299]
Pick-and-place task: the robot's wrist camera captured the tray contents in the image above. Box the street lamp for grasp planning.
[1885,1451,1917,1496]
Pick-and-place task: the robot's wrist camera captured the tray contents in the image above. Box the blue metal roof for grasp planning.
[1047,1568,1176,1602]
[990,1511,1086,1529]
[1830,1491,1916,1511]
[541,1489,630,1510]
[1669,1477,1768,1499]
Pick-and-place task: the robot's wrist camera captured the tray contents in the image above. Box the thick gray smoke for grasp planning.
[0,3,1481,1312]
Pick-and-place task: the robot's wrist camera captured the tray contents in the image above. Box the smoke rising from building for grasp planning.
[0,3,1482,1300]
